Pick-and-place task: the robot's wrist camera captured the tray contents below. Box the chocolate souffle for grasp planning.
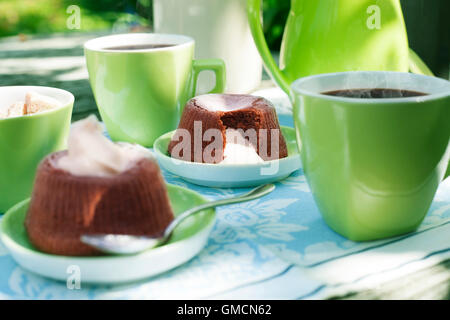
[168,94,287,164]
[25,116,174,256]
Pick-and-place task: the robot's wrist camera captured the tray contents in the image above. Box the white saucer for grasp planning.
[154,126,301,188]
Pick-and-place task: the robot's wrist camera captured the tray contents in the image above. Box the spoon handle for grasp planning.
[162,184,275,242]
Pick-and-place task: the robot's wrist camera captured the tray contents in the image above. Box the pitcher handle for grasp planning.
[445,160,450,180]
[409,48,434,76]
[247,0,291,95]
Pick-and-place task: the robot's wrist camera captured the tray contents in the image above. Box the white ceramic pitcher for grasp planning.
[153,0,262,94]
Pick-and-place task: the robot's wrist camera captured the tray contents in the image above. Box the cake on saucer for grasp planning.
[25,116,174,256]
[168,94,287,164]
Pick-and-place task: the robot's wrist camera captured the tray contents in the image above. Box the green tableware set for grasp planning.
[1,0,449,246]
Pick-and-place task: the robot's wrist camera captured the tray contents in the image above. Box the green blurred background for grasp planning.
[0,0,448,78]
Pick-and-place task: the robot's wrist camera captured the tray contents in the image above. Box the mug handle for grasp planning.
[192,59,226,94]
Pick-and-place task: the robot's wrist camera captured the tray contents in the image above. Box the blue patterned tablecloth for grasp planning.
[0,160,449,299]
[0,100,449,299]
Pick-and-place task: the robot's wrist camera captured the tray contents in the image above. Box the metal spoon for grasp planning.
[81,183,275,255]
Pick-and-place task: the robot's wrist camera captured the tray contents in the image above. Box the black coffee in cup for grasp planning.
[322,88,428,99]
[103,44,175,50]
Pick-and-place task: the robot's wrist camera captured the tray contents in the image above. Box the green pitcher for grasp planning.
[247,0,432,94]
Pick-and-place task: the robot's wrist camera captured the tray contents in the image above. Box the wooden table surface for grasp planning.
[0,32,448,300]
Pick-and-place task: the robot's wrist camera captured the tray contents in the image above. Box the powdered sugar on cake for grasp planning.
[194,94,259,112]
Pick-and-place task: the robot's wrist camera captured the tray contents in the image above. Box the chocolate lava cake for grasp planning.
[25,151,174,256]
[168,94,287,163]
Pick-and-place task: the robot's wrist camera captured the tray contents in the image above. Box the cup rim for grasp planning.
[84,33,195,53]
[291,71,450,104]
[0,86,74,122]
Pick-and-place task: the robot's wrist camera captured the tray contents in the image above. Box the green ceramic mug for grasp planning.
[85,33,226,147]
[0,86,73,213]
[292,71,450,241]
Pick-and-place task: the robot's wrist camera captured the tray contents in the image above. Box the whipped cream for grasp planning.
[220,129,264,164]
[56,115,152,177]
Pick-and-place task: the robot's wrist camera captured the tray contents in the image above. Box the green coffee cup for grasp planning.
[292,71,450,241]
[0,86,73,213]
[84,33,226,147]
